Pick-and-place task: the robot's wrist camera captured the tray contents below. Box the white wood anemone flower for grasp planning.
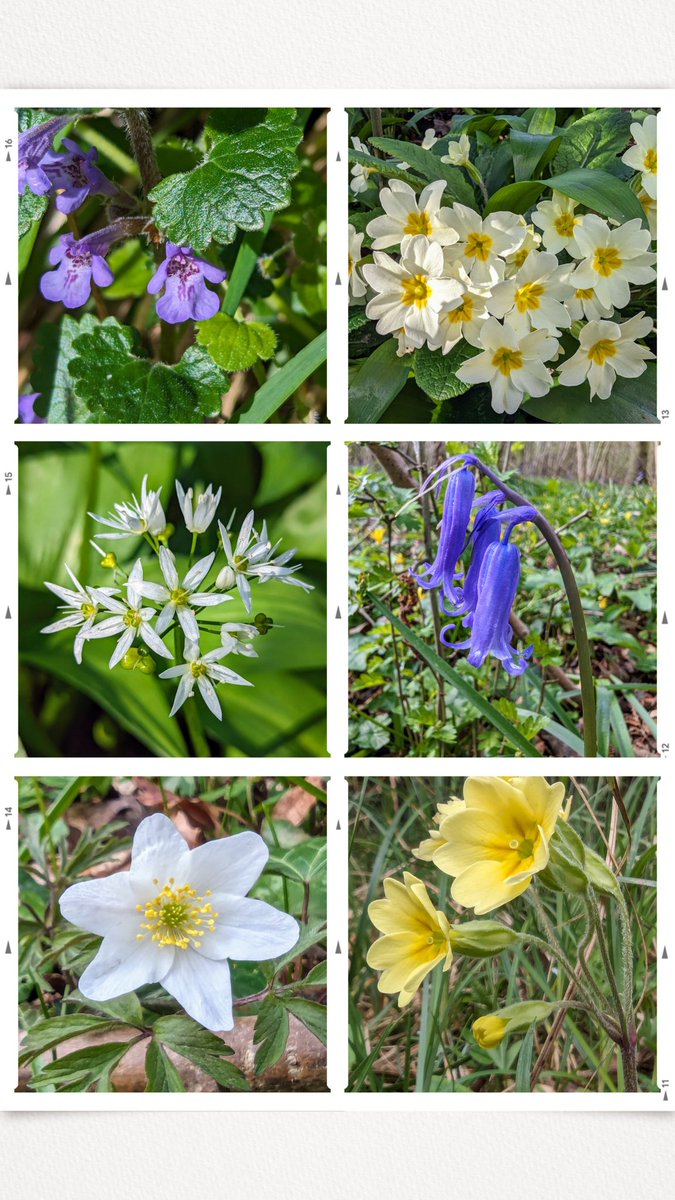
[59,814,300,1032]
[159,639,253,720]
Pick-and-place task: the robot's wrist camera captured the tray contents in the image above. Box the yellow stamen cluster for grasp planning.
[136,878,218,950]
[404,210,432,237]
[554,212,578,237]
[514,281,544,313]
[465,231,493,262]
[446,295,474,324]
[80,602,97,618]
[491,347,524,376]
[123,608,143,629]
[401,273,432,308]
[593,246,623,277]
[587,338,617,366]
[643,147,657,174]
[170,586,190,606]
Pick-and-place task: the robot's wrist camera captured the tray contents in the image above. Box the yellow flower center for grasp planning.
[644,147,657,174]
[136,880,218,950]
[404,210,432,236]
[80,602,97,618]
[401,273,432,308]
[190,660,209,678]
[575,287,595,300]
[593,246,623,277]
[514,281,545,313]
[509,835,536,861]
[123,608,143,629]
[587,338,617,366]
[446,295,474,324]
[465,231,493,262]
[170,586,191,606]
[554,212,577,237]
[512,247,530,269]
[491,347,524,376]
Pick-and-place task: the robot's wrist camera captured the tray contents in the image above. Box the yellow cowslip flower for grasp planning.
[473,1015,508,1048]
[432,776,566,914]
[413,798,466,862]
[367,872,453,1006]
[370,527,385,544]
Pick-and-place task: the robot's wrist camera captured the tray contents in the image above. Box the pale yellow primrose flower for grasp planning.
[431,776,566,914]
[366,179,459,253]
[621,114,657,200]
[531,192,584,256]
[367,871,453,1006]
[413,799,467,862]
[348,223,367,302]
[441,133,471,168]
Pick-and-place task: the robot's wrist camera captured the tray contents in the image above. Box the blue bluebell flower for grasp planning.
[413,465,476,602]
[442,537,533,676]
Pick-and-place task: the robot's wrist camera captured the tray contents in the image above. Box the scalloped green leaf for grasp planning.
[413,341,479,405]
[68,318,228,422]
[31,313,101,422]
[196,313,277,371]
[149,109,303,251]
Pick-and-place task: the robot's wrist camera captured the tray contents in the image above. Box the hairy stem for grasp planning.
[122,109,161,197]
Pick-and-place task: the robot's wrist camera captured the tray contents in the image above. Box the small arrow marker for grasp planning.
[5,485,10,496]
[4,942,10,955]
[336,151,341,162]
[5,273,10,286]
[336,485,341,496]
[336,819,341,831]
[662,278,668,291]
[663,946,668,958]
[5,820,9,831]
[335,272,342,286]
[335,941,342,955]
[662,612,668,624]
[664,1091,669,1102]
[335,606,342,619]
[5,151,10,162]
[5,607,10,620]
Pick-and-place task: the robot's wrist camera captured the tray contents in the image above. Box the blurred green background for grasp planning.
[19,441,327,757]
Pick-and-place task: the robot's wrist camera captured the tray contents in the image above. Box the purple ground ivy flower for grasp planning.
[40,226,121,309]
[18,392,45,424]
[442,538,533,676]
[18,115,71,196]
[147,243,227,323]
[40,137,116,213]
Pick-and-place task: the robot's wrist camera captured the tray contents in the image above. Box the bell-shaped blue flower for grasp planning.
[443,537,533,676]
[413,466,476,602]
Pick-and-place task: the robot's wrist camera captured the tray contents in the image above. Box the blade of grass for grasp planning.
[237,330,327,423]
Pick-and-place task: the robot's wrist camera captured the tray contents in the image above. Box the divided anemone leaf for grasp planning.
[149,109,304,252]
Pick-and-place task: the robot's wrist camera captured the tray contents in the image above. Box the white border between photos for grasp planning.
[0,87,671,1113]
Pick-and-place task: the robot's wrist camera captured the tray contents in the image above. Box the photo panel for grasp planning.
[17,775,327,1094]
[18,106,328,425]
[348,440,656,759]
[347,105,658,424]
[348,773,657,1095]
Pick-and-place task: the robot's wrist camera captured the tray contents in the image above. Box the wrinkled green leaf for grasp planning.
[413,341,478,406]
[197,313,277,371]
[553,109,633,176]
[31,314,101,422]
[153,1013,248,1090]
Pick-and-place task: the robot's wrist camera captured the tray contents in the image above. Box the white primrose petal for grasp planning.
[139,622,174,659]
[197,675,223,720]
[198,895,299,962]
[78,934,170,1002]
[176,605,200,643]
[184,830,267,899]
[109,627,136,668]
[160,947,234,1032]
[183,552,216,591]
[129,813,191,893]
[169,672,195,717]
[59,873,138,938]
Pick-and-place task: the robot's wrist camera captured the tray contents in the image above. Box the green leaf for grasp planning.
[76,991,146,1028]
[196,313,277,371]
[149,109,303,252]
[222,214,273,316]
[546,167,647,224]
[272,921,327,974]
[31,314,102,422]
[515,1023,536,1092]
[20,1014,123,1064]
[68,319,228,422]
[553,109,633,175]
[18,187,48,239]
[145,1039,185,1092]
[413,341,478,405]
[267,837,326,885]
[253,995,290,1074]
[349,339,411,422]
[152,1014,248,1090]
[28,1041,131,1092]
[528,109,557,135]
[366,592,542,757]
[282,998,327,1045]
[510,131,560,182]
[523,364,656,424]
[484,181,546,216]
[237,329,327,423]
[368,136,475,204]
[104,239,155,299]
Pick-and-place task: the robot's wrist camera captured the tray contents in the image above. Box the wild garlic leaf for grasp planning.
[149,109,304,251]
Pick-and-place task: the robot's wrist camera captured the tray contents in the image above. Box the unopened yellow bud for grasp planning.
[101,552,118,569]
[473,1015,508,1048]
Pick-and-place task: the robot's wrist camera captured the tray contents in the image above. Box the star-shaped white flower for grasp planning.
[134,546,232,643]
[220,622,260,657]
[366,179,459,253]
[86,560,174,668]
[622,115,657,200]
[216,512,313,613]
[59,813,299,1032]
[558,312,655,400]
[175,480,222,534]
[455,316,558,415]
[363,235,463,341]
[41,565,118,664]
[567,214,656,310]
[89,475,166,540]
[159,640,252,720]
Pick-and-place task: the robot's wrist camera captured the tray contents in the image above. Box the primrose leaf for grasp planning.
[196,313,277,371]
[149,109,303,251]
[552,108,634,176]
[413,341,479,405]
[68,318,228,422]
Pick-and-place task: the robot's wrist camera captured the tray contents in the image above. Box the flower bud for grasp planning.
[100,552,118,569]
[216,565,236,591]
[449,919,519,958]
[121,648,141,671]
[157,523,175,546]
[473,1000,557,1049]
[583,846,622,900]
[473,1015,507,1049]
[254,612,274,635]
[540,845,588,894]
[137,654,156,675]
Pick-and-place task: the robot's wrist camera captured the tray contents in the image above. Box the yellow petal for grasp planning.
[451,858,533,914]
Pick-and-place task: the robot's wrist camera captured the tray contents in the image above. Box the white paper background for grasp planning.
[2,0,675,1193]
